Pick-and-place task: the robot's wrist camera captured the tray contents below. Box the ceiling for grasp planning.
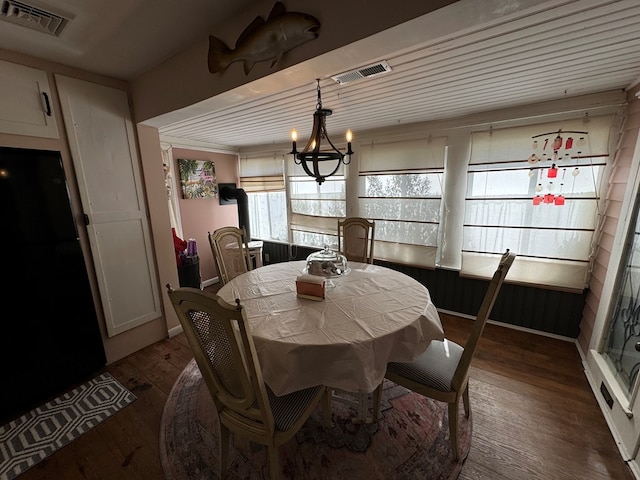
[2,0,640,150]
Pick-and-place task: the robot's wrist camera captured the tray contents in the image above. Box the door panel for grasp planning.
[55,75,161,337]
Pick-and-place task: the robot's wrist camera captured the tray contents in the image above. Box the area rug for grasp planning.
[160,359,471,479]
[0,372,136,480]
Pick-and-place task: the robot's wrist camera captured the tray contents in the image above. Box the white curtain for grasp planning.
[358,135,447,268]
[161,144,182,238]
[463,114,615,290]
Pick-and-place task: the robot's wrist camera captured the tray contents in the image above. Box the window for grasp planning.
[464,115,614,290]
[238,106,621,294]
[358,136,446,268]
[247,191,288,242]
[289,172,346,249]
[240,155,288,243]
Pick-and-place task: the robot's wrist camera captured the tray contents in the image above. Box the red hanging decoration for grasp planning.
[548,164,558,178]
[533,195,543,205]
[543,193,555,204]
[555,195,565,206]
[552,135,563,151]
[565,137,573,149]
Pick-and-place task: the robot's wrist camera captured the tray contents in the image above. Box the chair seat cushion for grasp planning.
[387,339,463,392]
[266,384,324,431]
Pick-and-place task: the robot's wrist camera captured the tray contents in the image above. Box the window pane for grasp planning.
[376,219,440,246]
[290,176,345,199]
[288,174,346,248]
[360,197,441,222]
[603,212,640,397]
[464,199,597,230]
[291,230,336,250]
[247,191,288,242]
[463,225,593,261]
[467,169,534,197]
[358,171,443,267]
[464,158,604,274]
[362,173,443,197]
[467,165,604,198]
[291,199,346,217]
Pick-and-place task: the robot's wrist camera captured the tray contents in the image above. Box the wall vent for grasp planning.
[331,60,392,85]
[0,0,71,36]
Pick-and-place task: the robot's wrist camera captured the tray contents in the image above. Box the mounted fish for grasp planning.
[208,2,320,75]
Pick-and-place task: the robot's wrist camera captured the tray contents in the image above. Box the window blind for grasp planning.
[239,155,285,192]
[463,114,615,290]
[358,136,446,268]
[288,157,346,249]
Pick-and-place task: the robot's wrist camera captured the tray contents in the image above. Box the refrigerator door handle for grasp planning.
[83,213,90,225]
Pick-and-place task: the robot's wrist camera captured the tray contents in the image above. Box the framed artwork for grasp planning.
[178,158,217,199]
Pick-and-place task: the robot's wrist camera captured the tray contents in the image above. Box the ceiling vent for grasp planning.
[0,0,71,36]
[331,60,392,85]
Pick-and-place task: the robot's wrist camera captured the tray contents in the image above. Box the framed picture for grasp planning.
[178,158,217,199]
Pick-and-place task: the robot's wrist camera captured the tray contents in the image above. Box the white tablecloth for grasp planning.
[217,260,444,396]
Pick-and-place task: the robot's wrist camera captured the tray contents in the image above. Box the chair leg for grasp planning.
[462,384,470,418]
[372,381,383,422]
[219,422,230,478]
[448,401,459,462]
[268,445,281,480]
[322,387,332,428]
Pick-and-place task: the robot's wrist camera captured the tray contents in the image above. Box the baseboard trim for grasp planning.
[437,308,574,342]
[201,276,219,288]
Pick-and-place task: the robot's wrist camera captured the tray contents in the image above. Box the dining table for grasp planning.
[216,259,444,421]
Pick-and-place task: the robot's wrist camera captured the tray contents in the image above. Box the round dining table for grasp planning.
[217,260,444,401]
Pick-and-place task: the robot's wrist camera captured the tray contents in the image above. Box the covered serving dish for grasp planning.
[304,245,349,277]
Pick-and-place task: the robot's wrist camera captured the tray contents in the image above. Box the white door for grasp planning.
[586,134,640,478]
[55,75,161,337]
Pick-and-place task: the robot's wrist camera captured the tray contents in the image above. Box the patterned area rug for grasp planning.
[0,373,136,480]
[160,359,471,479]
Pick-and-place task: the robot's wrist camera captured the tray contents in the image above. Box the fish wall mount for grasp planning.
[208,2,320,75]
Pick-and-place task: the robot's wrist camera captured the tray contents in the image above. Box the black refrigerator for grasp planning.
[0,146,106,424]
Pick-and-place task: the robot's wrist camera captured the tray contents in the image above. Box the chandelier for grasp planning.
[290,79,353,185]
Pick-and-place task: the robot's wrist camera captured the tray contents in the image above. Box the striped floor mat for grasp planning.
[0,373,136,480]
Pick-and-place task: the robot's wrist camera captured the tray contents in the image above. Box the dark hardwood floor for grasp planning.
[14,283,634,480]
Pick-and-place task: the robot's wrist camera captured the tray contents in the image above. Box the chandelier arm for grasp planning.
[318,122,343,159]
[301,110,324,153]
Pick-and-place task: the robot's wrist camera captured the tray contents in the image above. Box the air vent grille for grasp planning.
[331,60,392,85]
[0,0,71,36]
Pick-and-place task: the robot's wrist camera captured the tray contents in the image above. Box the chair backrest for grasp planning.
[337,217,375,264]
[166,285,276,432]
[451,249,516,391]
[208,226,253,285]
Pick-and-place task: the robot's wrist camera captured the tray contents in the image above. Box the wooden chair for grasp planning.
[166,285,331,480]
[208,226,252,285]
[337,217,375,264]
[373,249,516,460]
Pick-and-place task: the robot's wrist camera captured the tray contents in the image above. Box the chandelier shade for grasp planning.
[291,80,353,184]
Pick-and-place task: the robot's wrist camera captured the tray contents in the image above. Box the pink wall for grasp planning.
[172,147,239,283]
